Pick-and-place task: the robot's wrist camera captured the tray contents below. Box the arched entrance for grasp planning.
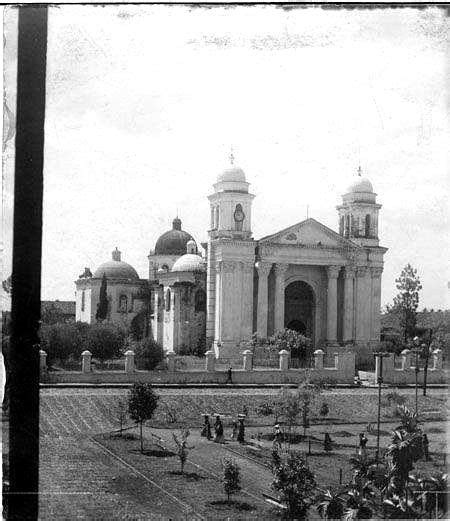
[284,280,315,345]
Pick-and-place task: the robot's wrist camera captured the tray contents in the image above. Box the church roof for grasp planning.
[171,253,206,273]
[258,217,360,249]
[93,248,140,280]
[154,217,195,256]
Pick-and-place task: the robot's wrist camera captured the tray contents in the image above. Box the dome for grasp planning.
[217,166,246,183]
[171,253,206,273]
[154,217,195,255]
[346,167,374,193]
[94,248,139,280]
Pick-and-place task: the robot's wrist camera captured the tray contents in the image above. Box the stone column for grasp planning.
[326,266,340,344]
[81,350,92,373]
[314,349,324,369]
[274,264,288,332]
[343,266,355,343]
[241,262,254,340]
[279,349,289,371]
[256,262,271,339]
[206,240,216,342]
[355,267,367,342]
[39,350,47,375]
[432,349,443,370]
[370,267,383,342]
[125,350,135,373]
[242,350,253,371]
[167,351,176,372]
[205,350,215,372]
[401,349,412,370]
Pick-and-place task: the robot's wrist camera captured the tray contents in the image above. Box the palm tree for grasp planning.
[342,482,377,520]
[409,472,448,518]
[386,429,423,495]
[316,488,345,520]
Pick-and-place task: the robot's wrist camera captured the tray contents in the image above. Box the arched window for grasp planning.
[215,206,219,229]
[119,294,128,312]
[165,289,171,311]
[81,290,85,312]
[365,214,371,237]
[234,204,245,231]
[345,215,350,237]
[194,289,206,313]
[339,216,344,235]
[161,264,169,272]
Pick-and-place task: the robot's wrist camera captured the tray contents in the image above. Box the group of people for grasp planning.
[200,414,245,444]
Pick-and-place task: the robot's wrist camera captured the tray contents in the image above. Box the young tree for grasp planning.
[222,457,241,502]
[271,451,316,519]
[96,273,109,322]
[128,383,159,453]
[172,428,192,474]
[388,264,422,342]
[110,397,129,436]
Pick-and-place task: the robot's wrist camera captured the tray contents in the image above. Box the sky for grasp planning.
[2,5,449,310]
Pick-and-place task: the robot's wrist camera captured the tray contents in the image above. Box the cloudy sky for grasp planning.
[2,5,449,309]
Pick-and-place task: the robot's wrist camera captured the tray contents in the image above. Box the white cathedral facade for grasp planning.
[75,160,387,359]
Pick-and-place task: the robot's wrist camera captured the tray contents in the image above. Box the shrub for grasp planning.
[40,322,84,364]
[222,458,241,502]
[133,337,164,370]
[271,451,316,519]
[86,323,125,362]
[268,328,312,363]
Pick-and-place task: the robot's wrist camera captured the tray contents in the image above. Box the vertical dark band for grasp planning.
[8,6,48,520]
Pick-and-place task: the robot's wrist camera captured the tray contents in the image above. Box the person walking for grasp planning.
[214,415,224,443]
[422,433,429,461]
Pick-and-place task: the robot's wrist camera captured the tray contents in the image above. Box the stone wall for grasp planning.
[374,350,446,384]
[40,348,355,384]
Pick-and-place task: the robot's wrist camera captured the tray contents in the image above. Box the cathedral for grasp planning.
[75,160,387,359]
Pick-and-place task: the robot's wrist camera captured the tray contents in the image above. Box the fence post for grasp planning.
[166,351,176,372]
[242,350,253,371]
[124,350,135,373]
[81,350,92,373]
[432,348,443,370]
[39,350,47,376]
[279,350,289,371]
[205,350,215,372]
[314,349,324,369]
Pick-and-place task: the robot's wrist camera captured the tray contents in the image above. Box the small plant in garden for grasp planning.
[222,457,241,502]
[128,383,159,453]
[110,397,129,436]
[172,428,192,474]
[271,451,316,519]
[316,488,345,520]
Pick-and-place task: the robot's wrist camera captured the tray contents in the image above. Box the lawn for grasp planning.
[33,388,449,519]
[94,429,280,520]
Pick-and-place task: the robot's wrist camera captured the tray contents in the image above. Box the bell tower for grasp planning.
[207,152,255,240]
[336,167,382,247]
[206,154,256,358]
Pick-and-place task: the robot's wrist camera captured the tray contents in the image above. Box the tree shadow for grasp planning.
[210,499,255,511]
[169,470,205,480]
[130,448,175,457]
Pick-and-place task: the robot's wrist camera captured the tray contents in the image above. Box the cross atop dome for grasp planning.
[112,247,121,262]
[229,146,235,166]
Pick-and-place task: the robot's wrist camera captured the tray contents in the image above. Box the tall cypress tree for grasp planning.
[96,273,108,322]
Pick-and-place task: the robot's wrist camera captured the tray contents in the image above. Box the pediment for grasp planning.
[258,218,359,249]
